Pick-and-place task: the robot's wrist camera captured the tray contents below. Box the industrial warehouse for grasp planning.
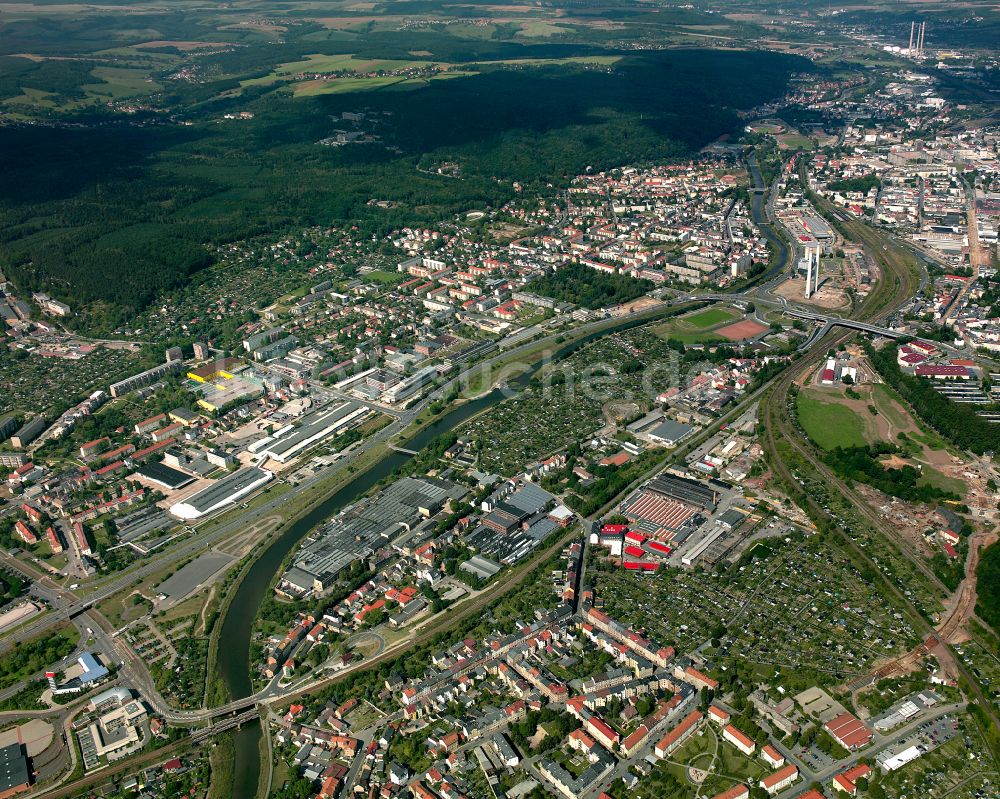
[251,401,370,464]
[278,475,466,597]
[169,466,273,520]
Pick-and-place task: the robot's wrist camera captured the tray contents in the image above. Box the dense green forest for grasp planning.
[976,542,1000,631]
[827,175,881,194]
[823,442,961,504]
[869,342,1000,455]
[0,44,807,331]
[527,262,654,309]
[0,630,77,692]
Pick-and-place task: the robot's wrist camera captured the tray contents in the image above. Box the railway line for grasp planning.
[758,206,1000,742]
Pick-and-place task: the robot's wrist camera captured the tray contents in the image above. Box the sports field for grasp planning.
[681,307,739,329]
[717,319,768,341]
[654,304,744,344]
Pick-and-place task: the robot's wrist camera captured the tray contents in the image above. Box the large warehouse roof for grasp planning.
[169,466,272,519]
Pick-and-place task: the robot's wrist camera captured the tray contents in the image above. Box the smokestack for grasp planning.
[909,22,915,53]
[919,22,926,56]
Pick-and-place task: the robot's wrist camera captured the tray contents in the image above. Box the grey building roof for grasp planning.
[0,743,29,794]
[647,419,694,444]
[506,483,554,515]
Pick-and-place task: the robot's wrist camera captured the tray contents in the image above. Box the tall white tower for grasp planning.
[804,246,819,299]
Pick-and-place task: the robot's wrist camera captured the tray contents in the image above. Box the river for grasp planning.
[218,310,688,796]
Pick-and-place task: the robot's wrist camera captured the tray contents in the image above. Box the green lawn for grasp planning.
[681,306,739,329]
[363,270,405,285]
[796,389,868,450]
[917,465,966,498]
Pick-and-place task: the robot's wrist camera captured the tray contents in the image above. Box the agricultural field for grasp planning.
[873,721,997,799]
[124,595,216,709]
[0,344,149,418]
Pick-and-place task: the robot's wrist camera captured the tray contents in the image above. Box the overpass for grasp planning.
[784,308,907,339]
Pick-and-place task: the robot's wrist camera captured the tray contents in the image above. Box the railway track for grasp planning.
[759,207,1000,741]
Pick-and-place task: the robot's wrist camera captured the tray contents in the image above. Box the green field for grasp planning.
[681,306,740,329]
[796,389,868,450]
[659,329,725,344]
[362,269,405,284]
[653,305,741,344]
[917,464,967,498]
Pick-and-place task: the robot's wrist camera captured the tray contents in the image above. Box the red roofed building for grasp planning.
[72,522,92,556]
[131,437,176,462]
[824,712,872,750]
[760,764,799,795]
[795,791,826,799]
[915,364,971,380]
[94,460,126,477]
[710,786,749,799]
[135,413,167,434]
[647,540,672,556]
[681,665,719,691]
[654,710,703,758]
[621,724,650,757]
[624,560,658,572]
[833,763,872,796]
[45,526,63,554]
[599,451,632,468]
[708,705,731,725]
[79,437,110,459]
[584,715,620,750]
[14,520,37,545]
[760,744,785,768]
[723,724,756,756]
[409,781,438,799]
[568,728,597,753]
[624,544,646,558]
[940,528,961,545]
[354,598,386,623]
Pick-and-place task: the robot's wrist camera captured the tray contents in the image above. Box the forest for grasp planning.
[527,263,654,309]
[0,45,808,332]
[826,175,881,194]
[823,442,961,504]
[976,542,1000,631]
[0,629,77,692]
